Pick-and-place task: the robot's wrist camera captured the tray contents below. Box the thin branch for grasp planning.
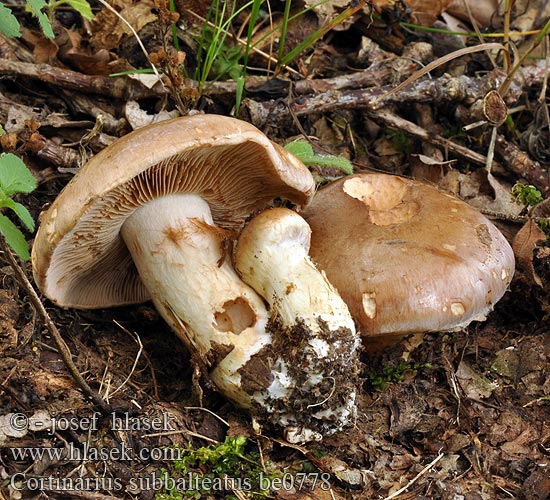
[367,107,500,171]
[0,59,167,99]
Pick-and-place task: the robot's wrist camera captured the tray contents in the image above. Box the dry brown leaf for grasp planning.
[303,0,372,31]
[507,0,550,34]
[304,0,349,21]
[440,169,523,217]
[455,361,498,400]
[57,27,112,75]
[21,27,58,64]
[406,0,454,26]
[125,100,180,130]
[512,198,550,287]
[491,347,520,379]
[512,219,546,287]
[446,0,499,28]
[91,0,157,51]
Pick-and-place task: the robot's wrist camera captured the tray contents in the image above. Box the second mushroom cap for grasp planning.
[301,173,515,340]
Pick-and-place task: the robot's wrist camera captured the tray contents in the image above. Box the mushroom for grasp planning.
[31,114,358,440]
[234,208,360,443]
[300,173,515,346]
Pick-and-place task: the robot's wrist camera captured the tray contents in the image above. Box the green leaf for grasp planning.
[305,154,354,174]
[0,4,21,38]
[0,153,38,196]
[0,214,30,260]
[285,140,314,160]
[65,0,93,20]
[285,140,354,175]
[235,75,245,116]
[26,0,54,38]
[0,199,35,231]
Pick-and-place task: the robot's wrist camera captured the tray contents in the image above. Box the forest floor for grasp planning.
[0,1,549,499]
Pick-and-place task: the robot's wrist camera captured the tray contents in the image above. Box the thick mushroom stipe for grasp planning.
[234,208,361,442]
[120,193,271,408]
[301,173,515,341]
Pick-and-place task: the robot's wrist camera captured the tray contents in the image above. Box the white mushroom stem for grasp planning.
[235,208,360,442]
[235,208,357,345]
[120,193,271,407]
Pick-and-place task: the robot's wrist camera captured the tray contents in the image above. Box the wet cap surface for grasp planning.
[301,173,515,336]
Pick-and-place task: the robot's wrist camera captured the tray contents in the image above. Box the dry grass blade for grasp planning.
[108,320,144,398]
[95,0,164,85]
[379,42,506,102]
[382,452,445,500]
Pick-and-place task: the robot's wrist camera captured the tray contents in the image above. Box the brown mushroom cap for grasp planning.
[32,114,315,309]
[301,173,515,339]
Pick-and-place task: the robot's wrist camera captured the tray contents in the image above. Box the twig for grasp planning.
[367,108,500,171]
[206,55,424,97]
[379,42,506,102]
[242,70,518,127]
[144,428,219,443]
[0,59,167,100]
[0,237,112,414]
[26,132,82,171]
[494,133,550,194]
[382,452,445,500]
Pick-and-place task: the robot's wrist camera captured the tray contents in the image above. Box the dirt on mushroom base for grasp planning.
[238,315,361,438]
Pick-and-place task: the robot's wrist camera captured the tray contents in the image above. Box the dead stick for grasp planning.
[367,107,501,170]
[0,59,167,100]
[0,237,112,414]
[243,59,550,128]
[494,133,550,193]
[206,57,422,97]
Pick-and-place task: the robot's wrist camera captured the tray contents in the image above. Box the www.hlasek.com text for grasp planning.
[8,442,195,462]
[10,471,333,493]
